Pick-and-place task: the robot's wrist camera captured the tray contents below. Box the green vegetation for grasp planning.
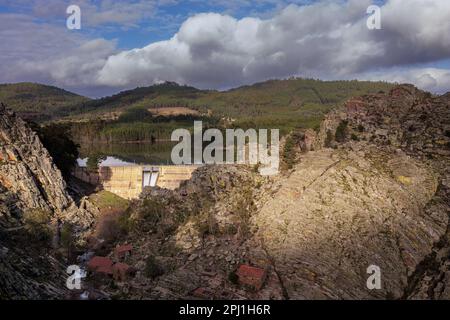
[144,255,164,279]
[2,79,395,166]
[117,106,153,123]
[228,271,239,285]
[130,198,167,233]
[29,122,79,178]
[335,120,349,143]
[60,223,75,258]
[23,209,53,243]
[86,152,106,171]
[89,190,130,212]
[0,82,88,121]
[325,130,334,148]
[55,82,200,118]
[64,79,392,142]
[282,130,305,169]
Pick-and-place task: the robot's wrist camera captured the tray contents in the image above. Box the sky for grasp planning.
[0,0,449,97]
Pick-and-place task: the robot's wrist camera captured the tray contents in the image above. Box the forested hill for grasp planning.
[59,78,394,127]
[0,79,395,134]
[0,82,89,121]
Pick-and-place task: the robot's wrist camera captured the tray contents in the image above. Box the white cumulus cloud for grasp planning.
[95,0,450,93]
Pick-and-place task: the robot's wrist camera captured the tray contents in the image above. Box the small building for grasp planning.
[112,262,134,282]
[87,256,114,276]
[236,264,267,291]
[114,244,133,261]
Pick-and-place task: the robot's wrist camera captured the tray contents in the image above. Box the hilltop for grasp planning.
[0,83,89,122]
[59,79,394,130]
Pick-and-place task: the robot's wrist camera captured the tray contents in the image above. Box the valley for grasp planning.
[1,80,449,300]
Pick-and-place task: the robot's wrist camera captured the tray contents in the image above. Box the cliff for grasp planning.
[0,104,96,299]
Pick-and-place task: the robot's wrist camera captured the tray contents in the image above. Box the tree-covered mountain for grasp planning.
[0,83,89,121]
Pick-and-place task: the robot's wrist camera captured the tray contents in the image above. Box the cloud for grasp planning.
[0,0,163,27]
[1,0,450,95]
[95,0,450,92]
[358,67,450,94]
[0,12,118,96]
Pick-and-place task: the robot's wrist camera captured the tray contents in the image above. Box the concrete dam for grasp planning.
[73,165,199,199]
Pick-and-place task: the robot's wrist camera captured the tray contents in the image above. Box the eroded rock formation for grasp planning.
[0,104,97,299]
[114,85,450,300]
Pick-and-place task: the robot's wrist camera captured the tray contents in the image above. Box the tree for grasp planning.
[335,120,349,143]
[29,122,79,179]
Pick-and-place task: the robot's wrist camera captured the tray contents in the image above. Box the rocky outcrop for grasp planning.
[113,85,450,300]
[0,104,72,218]
[0,104,98,299]
[254,85,450,299]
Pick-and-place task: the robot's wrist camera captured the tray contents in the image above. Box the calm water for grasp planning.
[78,141,177,166]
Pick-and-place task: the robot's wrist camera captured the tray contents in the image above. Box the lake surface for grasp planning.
[78,141,177,166]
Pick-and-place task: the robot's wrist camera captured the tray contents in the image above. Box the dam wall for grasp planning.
[73,165,199,199]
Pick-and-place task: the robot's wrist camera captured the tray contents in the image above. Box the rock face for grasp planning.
[254,85,450,299]
[0,105,97,299]
[0,104,72,218]
[114,85,450,300]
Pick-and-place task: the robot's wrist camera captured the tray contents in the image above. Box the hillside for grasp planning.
[61,79,394,131]
[94,85,450,300]
[0,83,89,121]
[55,82,202,120]
[49,79,395,147]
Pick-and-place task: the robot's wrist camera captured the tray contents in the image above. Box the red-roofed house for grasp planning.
[114,244,133,261]
[87,256,113,276]
[236,264,267,291]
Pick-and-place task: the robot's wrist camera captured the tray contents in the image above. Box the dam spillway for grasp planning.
[72,165,199,199]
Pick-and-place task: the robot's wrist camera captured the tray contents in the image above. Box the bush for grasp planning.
[60,223,74,249]
[335,120,349,143]
[228,271,239,285]
[282,130,304,169]
[137,198,166,232]
[86,152,106,172]
[144,256,164,279]
[23,209,53,243]
[29,123,79,179]
[325,130,334,148]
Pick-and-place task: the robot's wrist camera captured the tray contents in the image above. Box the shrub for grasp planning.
[137,198,166,232]
[335,120,349,143]
[28,123,79,179]
[282,130,304,169]
[228,271,239,285]
[144,256,164,279]
[357,125,365,132]
[86,152,106,172]
[324,130,334,148]
[23,209,53,243]
[60,223,74,249]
